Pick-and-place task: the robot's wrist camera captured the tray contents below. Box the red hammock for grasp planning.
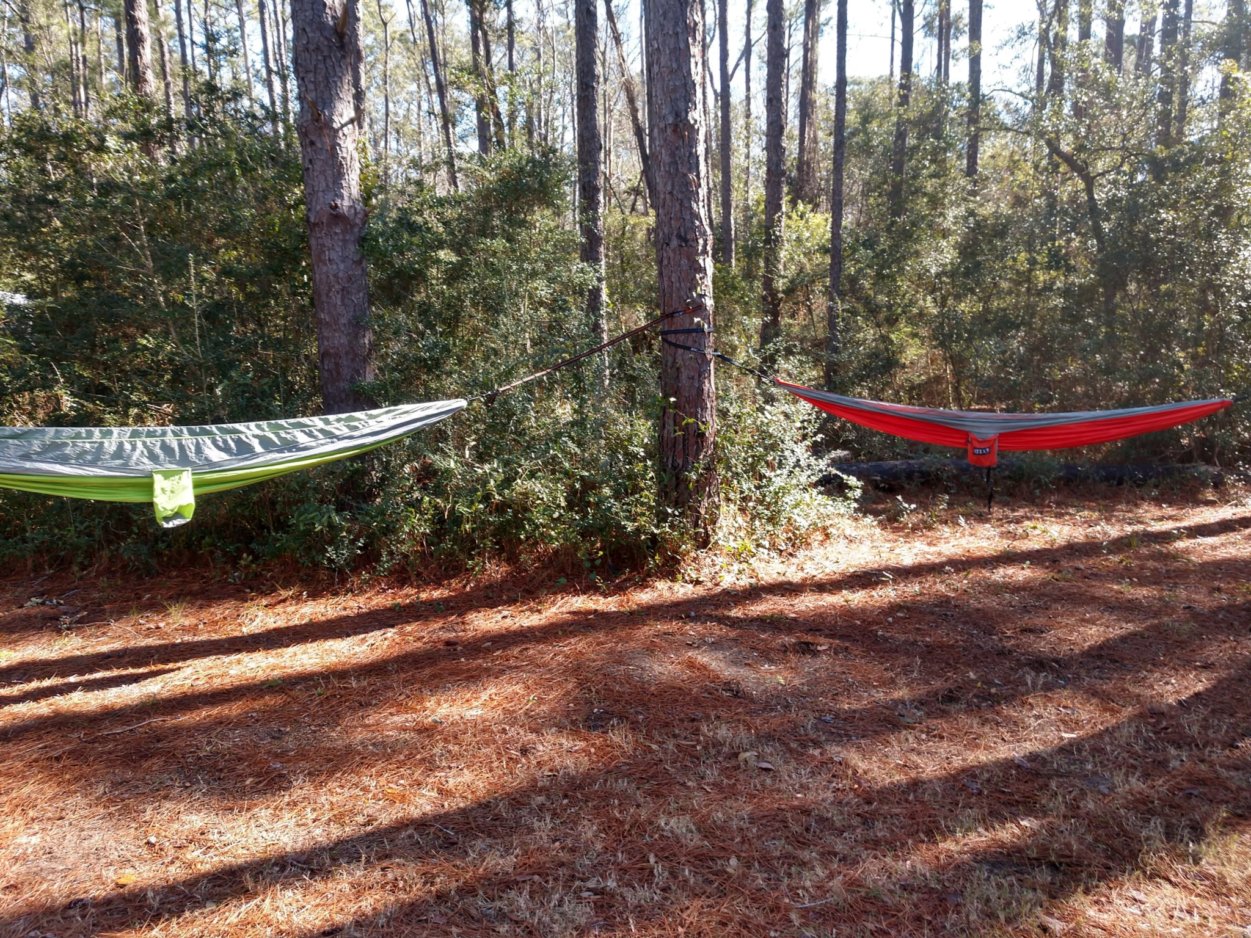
[776,380,1233,467]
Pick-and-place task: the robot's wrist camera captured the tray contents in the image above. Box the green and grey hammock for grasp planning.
[0,400,466,527]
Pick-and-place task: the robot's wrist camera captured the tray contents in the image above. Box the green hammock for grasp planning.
[0,400,466,527]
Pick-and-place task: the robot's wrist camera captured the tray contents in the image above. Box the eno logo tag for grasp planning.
[966,434,999,468]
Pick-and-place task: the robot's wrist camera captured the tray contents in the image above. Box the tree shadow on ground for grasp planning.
[2,510,1249,935]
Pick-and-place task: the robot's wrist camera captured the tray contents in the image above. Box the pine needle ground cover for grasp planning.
[2,490,1249,937]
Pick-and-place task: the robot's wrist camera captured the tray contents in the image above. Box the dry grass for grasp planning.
[2,486,1251,937]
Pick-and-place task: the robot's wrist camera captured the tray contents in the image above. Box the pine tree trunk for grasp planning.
[887,0,913,220]
[1046,0,1068,101]
[794,0,820,205]
[743,0,752,205]
[506,0,516,142]
[1174,0,1193,139]
[1220,0,1245,114]
[468,0,492,155]
[759,0,785,352]
[575,0,606,371]
[1156,0,1179,149]
[275,0,293,128]
[717,0,733,265]
[645,0,717,542]
[376,0,392,175]
[174,0,193,118]
[124,0,156,97]
[1104,0,1124,71]
[153,0,175,120]
[605,0,654,207]
[1077,0,1091,41]
[421,0,459,189]
[290,0,376,414]
[888,0,896,80]
[966,0,981,178]
[825,0,847,390]
[234,0,254,107]
[1135,10,1155,75]
[18,0,40,110]
[257,0,280,135]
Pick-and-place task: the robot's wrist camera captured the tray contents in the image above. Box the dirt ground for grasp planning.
[2,487,1250,937]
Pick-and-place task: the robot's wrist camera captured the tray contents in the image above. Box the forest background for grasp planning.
[0,0,1248,572]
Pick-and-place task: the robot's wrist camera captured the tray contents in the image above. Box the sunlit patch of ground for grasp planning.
[2,487,1250,936]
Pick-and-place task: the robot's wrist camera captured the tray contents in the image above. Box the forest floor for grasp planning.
[2,485,1250,937]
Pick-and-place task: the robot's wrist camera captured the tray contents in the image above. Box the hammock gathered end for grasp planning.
[0,400,467,527]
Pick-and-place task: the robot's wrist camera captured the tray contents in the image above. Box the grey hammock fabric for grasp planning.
[0,399,467,526]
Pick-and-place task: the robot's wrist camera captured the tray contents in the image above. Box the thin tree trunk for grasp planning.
[153,0,175,120]
[794,0,820,205]
[376,0,392,175]
[257,0,280,134]
[743,0,752,205]
[174,0,193,120]
[889,0,896,80]
[421,0,458,188]
[1104,0,1124,71]
[759,0,785,352]
[1135,9,1155,75]
[575,0,606,376]
[888,0,913,220]
[1077,0,1091,41]
[1156,0,1179,149]
[1046,0,1068,102]
[825,0,847,390]
[276,0,293,127]
[114,14,126,85]
[966,0,982,177]
[203,0,215,85]
[477,0,506,147]
[124,0,157,97]
[289,0,375,413]
[717,0,733,265]
[604,0,653,206]
[468,0,492,154]
[234,0,254,106]
[63,0,82,115]
[506,0,516,143]
[645,0,717,541]
[1220,0,1245,114]
[21,0,41,110]
[1174,0,1193,139]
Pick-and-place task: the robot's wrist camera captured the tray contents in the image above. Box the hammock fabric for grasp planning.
[776,381,1232,467]
[0,400,466,527]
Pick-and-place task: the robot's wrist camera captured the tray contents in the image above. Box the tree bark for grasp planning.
[759,0,785,352]
[376,0,392,174]
[1077,0,1091,41]
[290,0,376,414]
[604,0,653,207]
[174,0,192,118]
[717,0,734,264]
[468,0,492,154]
[825,0,847,391]
[743,0,752,203]
[234,0,254,107]
[1104,0,1124,71]
[258,0,280,134]
[888,0,896,80]
[1156,0,1179,149]
[575,0,606,371]
[1046,0,1068,102]
[1220,0,1245,114]
[124,0,156,97]
[645,0,717,541]
[794,0,820,205]
[1174,0,1193,140]
[153,0,175,120]
[17,0,39,110]
[421,0,459,189]
[888,0,913,220]
[1135,9,1155,76]
[966,0,981,178]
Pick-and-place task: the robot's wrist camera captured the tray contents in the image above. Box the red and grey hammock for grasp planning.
[776,380,1232,468]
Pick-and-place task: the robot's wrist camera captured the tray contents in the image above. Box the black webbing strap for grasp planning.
[472,302,702,405]
[661,335,775,384]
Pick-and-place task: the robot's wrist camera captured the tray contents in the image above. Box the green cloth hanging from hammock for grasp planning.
[0,400,466,527]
